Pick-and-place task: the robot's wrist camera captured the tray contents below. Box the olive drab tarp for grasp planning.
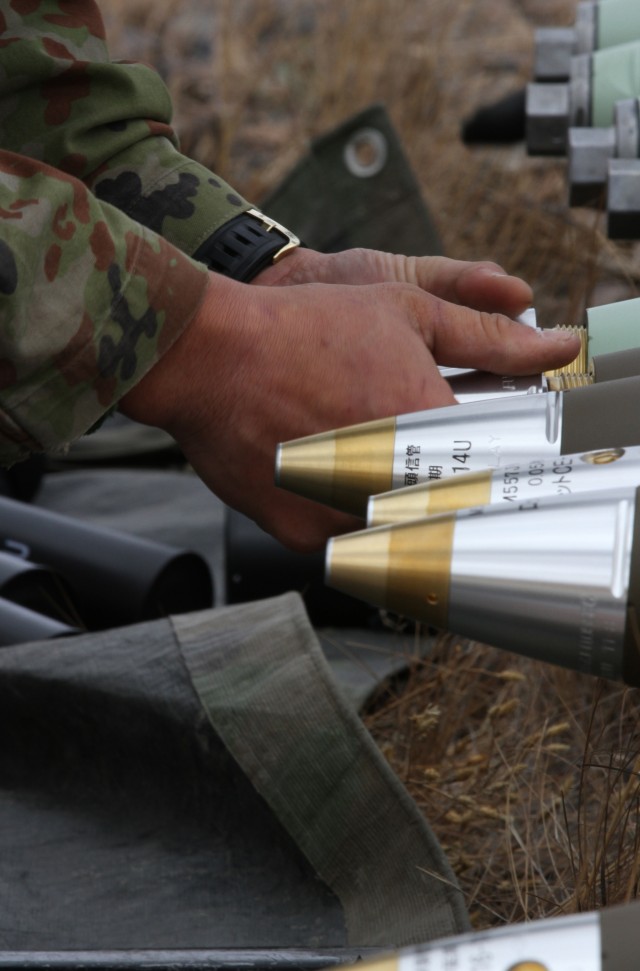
[0,467,468,953]
[262,104,443,257]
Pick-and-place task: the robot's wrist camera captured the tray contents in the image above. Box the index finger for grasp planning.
[407,257,533,318]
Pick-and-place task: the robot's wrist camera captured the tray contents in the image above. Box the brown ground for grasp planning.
[102,0,640,929]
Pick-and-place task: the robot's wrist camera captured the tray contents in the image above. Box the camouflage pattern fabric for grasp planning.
[0,151,209,463]
[0,0,253,464]
[0,0,251,253]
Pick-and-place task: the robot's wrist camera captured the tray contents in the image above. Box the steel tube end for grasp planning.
[568,53,592,127]
[568,126,615,207]
[534,27,576,81]
[607,158,640,239]
[614,98,640,159]
[368,470,493,528]
[276,417,396,517]
[526,83,570,155]
[326,518,454,628]
[575,2,597,55]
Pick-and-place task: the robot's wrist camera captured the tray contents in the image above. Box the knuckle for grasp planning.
[478,311,511,341]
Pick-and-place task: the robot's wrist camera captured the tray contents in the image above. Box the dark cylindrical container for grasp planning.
[0,550,78,624]
[0,498,213,630]
[0,595,81,647]
[225,509,381,628]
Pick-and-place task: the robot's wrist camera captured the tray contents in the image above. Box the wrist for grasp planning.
[192,208,301,283]
[250,244,324,286]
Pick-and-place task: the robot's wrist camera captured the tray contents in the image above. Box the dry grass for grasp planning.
[364,635,640,927]
[101,0,640,929]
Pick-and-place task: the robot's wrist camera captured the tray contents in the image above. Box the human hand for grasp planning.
[253,246,533,320]
[120,260,580,552]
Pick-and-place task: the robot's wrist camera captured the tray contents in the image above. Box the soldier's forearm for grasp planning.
[0,151,208,464]
[0,0,252,257]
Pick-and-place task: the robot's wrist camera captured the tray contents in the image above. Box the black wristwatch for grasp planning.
[193,208,301,282]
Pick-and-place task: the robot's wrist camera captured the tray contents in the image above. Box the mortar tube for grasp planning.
[0,595,81,647]
[0,498,213,631]
[0,550,79,625]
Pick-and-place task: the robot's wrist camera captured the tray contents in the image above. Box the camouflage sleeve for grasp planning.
[0,0,251,256]
[0,150,209,465]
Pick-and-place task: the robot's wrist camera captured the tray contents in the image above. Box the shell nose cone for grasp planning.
[326,526,392,609]
[368,469,493,526]
[275,430,338,506]
[275,417,396,517]
[326,517,454,627]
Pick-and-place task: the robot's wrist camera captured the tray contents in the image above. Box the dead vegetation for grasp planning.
[364,635,640,927]
[101,0,640,929]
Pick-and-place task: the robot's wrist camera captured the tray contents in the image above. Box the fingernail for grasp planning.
[539,327,578,341]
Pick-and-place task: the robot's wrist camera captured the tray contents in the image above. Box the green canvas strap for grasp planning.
[174,593,469,948]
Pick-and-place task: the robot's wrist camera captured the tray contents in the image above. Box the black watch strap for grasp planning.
[193,208,301,282]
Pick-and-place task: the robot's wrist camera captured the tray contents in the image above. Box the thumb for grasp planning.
[418,297,581,375]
